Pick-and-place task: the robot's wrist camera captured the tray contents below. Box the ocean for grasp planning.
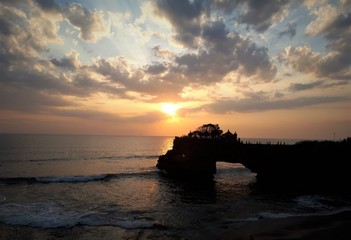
[0,134,350,239]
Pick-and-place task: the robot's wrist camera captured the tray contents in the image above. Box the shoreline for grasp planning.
[1,210,351,239]
[196,210,351,240]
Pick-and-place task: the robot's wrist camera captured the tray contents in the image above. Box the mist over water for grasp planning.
[0,134,350,239]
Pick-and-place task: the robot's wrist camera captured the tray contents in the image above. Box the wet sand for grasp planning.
[198,210,351,240]
[1,211,351,239]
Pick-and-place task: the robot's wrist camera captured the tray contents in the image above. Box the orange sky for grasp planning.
[0,0,350,140]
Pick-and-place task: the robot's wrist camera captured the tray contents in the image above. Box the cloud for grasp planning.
[278,22,297,39]
[202,96,347,113]
[91,57,134,87]
[2,0,349,126]
[0,86,72,112]
[0,1,61,62]
[144,62,168,75]
[154,0,291,50]
[280,10,351,80]
[288,80,349,92]
[154,0,204,48]
[34,0,109,42]
[288,81,323,92]
[0,0,109,74]
[87,17,277,101]
[305,3,339,36]
[41,108,167,123]
[239,0,290,32]
[203,0,291,32]
[90,57,184,101]
[62,3,109,42]
[152,45,174,59]
[152,2,277,83]
[278,45,320,74]
[50,51,81,70]
[34,0,61,13]
[341,0,351,6]
[172,20,277,83]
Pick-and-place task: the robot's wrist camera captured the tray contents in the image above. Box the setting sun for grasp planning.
[161,103,180,117]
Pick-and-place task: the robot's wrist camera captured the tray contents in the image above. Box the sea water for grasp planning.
[0,134,350,239]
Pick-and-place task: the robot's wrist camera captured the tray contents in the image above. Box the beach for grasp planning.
[197,210,351,240]
[1,210,351,239]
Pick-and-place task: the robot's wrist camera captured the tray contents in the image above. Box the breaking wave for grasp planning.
[1,155,160,163]
[0,171,158,184]
[0,201,159,229]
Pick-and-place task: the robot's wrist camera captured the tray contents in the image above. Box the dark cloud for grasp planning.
[172,20,277,83]
[144,62,167,75]
[153,2,277,82]
[319,12,351,78]
[0,17,12,35]
[62,3,108,42]
[278,22,297,39]
[342,0,351,6]
[0,2,51,62]
[239,0,290,32]
[202,96,347,113]
[154,0,205,48]
[0,86,72,112]
[211,0,241,14]
[282,12,351,80]
[34,0,61,13]
[174,50,237,84]
[152,45,174,59]
[213,0,292,32]
[91,58,133,86]
[70,72,128,97]
[0,0,283,114]
[1,60,72,94]
[155,0,290,50]
[90,58,184,101]
[288,81,323,92]
[50,52,80,70]
[1,0,348,127]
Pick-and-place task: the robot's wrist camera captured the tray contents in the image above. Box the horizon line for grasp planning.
[0,132,342,141]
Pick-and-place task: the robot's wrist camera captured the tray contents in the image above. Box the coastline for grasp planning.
[196,210,351,240]
[1,210,351,239]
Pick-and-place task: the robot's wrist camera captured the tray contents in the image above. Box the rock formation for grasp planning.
[157,124,351,188]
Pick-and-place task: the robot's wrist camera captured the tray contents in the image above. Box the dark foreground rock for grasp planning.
[156,124,350,188]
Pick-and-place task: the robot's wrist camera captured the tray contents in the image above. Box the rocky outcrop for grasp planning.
[157,136,236,179]
[156,124,351,187]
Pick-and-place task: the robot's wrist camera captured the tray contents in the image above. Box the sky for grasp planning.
[0,0,350,139]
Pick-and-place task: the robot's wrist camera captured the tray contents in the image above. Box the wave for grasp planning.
[294,194,335,211]
[36,174,110,183]
[1,155,160,163]
[235,207,351,223]
[233,194,351,223]
[0,201,160,229]
[0,171,158,184]
[0,195,6,203]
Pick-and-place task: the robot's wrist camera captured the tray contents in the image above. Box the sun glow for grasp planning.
[161,103,180,117]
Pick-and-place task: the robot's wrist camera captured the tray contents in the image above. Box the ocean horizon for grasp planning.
[0,132,320,143]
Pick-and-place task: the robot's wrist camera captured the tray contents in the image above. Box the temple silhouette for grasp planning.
[157,124,350,189]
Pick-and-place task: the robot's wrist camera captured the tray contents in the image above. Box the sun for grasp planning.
[161,103,180,117]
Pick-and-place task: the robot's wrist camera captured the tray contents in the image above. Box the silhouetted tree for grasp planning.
[195,123,223,138]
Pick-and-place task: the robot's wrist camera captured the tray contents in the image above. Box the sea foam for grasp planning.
[0,201,157,229]
[36,174,109,183]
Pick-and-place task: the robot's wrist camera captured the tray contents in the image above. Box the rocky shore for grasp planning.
[157,124,350,188]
